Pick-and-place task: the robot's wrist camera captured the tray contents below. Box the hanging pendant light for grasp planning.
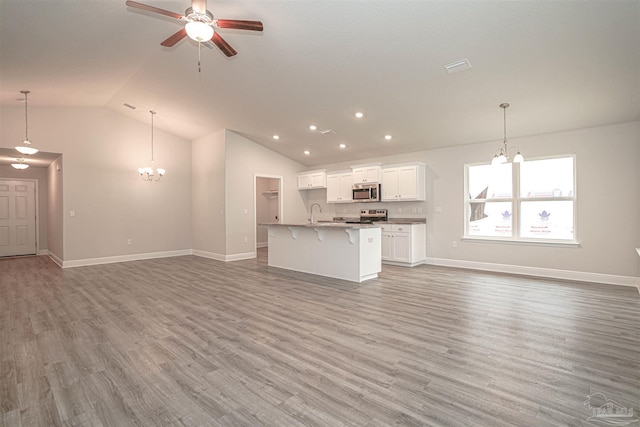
[491,103,523,165]
[11,158,29,170]
[138,110,166,181]
[15,90,39,156]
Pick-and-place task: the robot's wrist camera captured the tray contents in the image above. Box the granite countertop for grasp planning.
[261,222,381,229]
[382,218,427,224]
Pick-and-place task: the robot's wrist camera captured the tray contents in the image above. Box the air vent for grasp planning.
[443,58,472,74]
[319,129,336,135]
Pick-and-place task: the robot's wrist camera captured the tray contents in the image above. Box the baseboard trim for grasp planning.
[192,250,256,262]
[37,249,48,256]
[48,251,64,267]
[62,249,193,268]
[225,251,256,261]
[424,257,639,288]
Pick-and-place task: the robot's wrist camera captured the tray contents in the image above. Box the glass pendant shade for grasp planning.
[11,158,29,169]
[513,152,524,163]
[15,140,38,155]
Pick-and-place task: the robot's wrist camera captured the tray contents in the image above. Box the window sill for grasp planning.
[462,237,581,248]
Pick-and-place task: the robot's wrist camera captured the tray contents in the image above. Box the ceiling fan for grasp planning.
[126,0,263,57]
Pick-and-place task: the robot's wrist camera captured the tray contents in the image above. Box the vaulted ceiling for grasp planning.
[1,0,639,167]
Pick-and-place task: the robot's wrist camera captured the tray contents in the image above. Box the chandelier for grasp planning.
[15,90,39,156]
[138,110,166,181]
[491,103,524,165]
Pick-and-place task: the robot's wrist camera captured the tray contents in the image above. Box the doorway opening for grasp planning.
[255,175,282,249]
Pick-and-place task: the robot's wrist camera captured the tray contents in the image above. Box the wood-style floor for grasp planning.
[1,250,639,426]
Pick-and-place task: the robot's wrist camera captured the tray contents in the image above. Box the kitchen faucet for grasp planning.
[309,203,322,224]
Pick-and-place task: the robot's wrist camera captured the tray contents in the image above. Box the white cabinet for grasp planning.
[326,172,353,203]
[352,166,381,184]
[298,170,326,189]
[381,223,426,266]
[381,164,426,201]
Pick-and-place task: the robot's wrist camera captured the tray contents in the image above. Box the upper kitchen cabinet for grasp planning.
[297,170,327,189]
[352,165,381,184]
[381,163,426,201]
[326,171,353,203]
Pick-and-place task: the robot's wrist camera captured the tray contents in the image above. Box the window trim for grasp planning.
[464,154,578,244]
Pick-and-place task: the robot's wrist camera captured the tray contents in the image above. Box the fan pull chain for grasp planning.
[198,41,202,73]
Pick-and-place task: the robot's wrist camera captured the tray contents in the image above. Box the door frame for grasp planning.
[0,177,39,257]
[253,174,283,250]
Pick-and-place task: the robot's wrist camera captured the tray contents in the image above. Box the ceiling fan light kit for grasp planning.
[126,0,263,57]
[185,21,214,42]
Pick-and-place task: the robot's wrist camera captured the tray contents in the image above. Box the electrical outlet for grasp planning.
[452,240,457,248]
[418,207,423,213]
[127,239,132,245]
[397,207,402,214]
[435,207,442,213]
[243,237,248,244]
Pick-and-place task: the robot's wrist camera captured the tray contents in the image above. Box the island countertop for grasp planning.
[260,222,381,229]
[262,222,382,282]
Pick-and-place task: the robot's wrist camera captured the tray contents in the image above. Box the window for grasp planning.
[465,156,575,243]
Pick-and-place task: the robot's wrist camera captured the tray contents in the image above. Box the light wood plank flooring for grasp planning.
[1,250,639,426]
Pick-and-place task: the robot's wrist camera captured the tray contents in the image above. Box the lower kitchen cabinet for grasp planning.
[381,223,426,266]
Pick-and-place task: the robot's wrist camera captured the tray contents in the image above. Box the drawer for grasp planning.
[381,224,393,232]
[391,224,410,232]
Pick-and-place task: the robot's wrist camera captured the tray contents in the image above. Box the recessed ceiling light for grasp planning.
[355,112,364,119]
[304,150,310,155]
[339,143,346,149]
[272,135,280,140]
[309,125,317,131]
[384,134,392,140]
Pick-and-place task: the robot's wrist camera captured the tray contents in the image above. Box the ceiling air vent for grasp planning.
[443,58,472,74]
[319,129,336,135]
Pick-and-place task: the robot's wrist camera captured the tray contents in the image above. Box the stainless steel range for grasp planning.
[345,209,388,224]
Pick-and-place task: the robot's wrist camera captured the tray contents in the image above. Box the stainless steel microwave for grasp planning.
[352,183,380,202]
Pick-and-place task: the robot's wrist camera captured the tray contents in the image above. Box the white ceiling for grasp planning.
[1,0,638,167]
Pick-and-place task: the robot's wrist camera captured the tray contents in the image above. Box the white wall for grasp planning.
[225,130,308,257]
[47,156,64,262]
[310,121,640,280]
[191,129,226,255]
[1,106,193,262]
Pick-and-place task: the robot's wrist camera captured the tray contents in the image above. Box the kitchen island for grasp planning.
[264,223,381,282]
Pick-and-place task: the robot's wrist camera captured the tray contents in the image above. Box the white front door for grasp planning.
[0,180,37,257]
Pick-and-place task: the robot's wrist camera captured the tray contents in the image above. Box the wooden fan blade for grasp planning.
[191,0,207,14]
[216,19,264,31]
[161,28,187,47]
[126,0,184,20]
[211,33,237,57]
